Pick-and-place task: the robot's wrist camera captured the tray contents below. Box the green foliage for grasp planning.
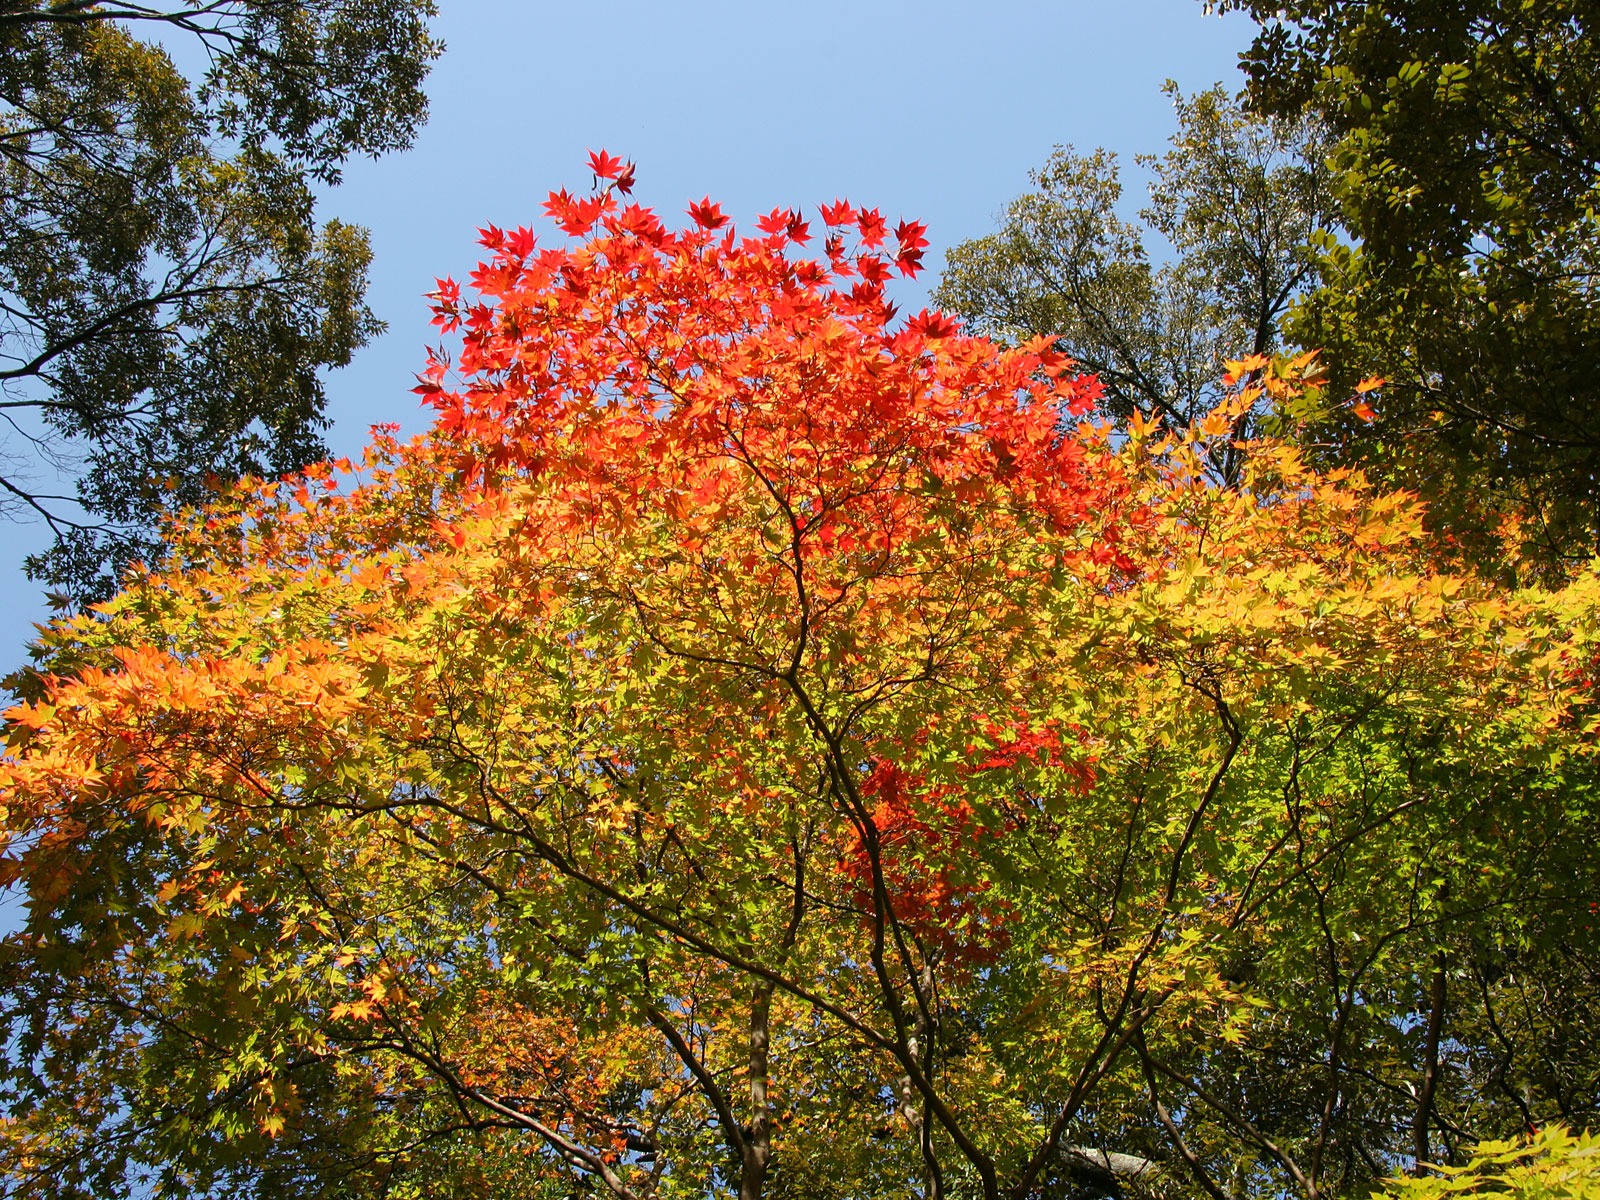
[935,84,1333,455]
[1211,0,1600,571]
[0,1,441,600]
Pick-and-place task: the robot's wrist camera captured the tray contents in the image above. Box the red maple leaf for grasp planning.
[687,197,729,229]
[545,190,604,237]
[895,219,930,277]
[587,149,625,180]
[820,199,856,226]
[847,281,885,308]
[896,247,926,278]
[857,254,892,284]
[756,207,795,236]
[619,203,666,243]
[1060,374,1103,417]
[614,162,636,194]
[542,189,575,219]
[857,207,887,247]
[906,309,961,340]
[505,226,536,260]
[895,219,930,254]
[785,211,812,245]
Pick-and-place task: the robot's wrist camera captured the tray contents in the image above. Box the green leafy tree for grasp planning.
[1209,0,1600,571]
[935,84,1334,464]
[0,1,441,600]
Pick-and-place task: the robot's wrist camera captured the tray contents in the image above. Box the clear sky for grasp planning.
[0,0,1258,648]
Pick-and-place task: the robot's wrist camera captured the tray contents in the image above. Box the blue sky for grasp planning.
[0,0,1257,647]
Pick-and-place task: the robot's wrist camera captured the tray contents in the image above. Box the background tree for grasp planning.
[1208,0,1600,571]
[2,167,1596,1200]
[0,0,441,600]
[935,84,1334,471]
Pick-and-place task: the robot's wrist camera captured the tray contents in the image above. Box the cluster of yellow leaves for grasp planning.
[1384,1127,1600,1200]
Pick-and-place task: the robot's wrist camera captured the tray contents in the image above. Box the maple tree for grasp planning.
[1,161,1597,1200]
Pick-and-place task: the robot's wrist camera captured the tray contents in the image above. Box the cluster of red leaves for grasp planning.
[842,761,1011,966]
[414,154,1125,566]
[836,712,1099,964]
[970,713,1068,772]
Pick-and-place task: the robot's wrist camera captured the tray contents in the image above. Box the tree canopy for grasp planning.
[1210,0,1600,570]
[1,164,1596,1200]
[0,0,441,600]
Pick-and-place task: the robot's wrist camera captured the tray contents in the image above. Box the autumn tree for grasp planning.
[1,162,1597,1200]
[0,0,441,600]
